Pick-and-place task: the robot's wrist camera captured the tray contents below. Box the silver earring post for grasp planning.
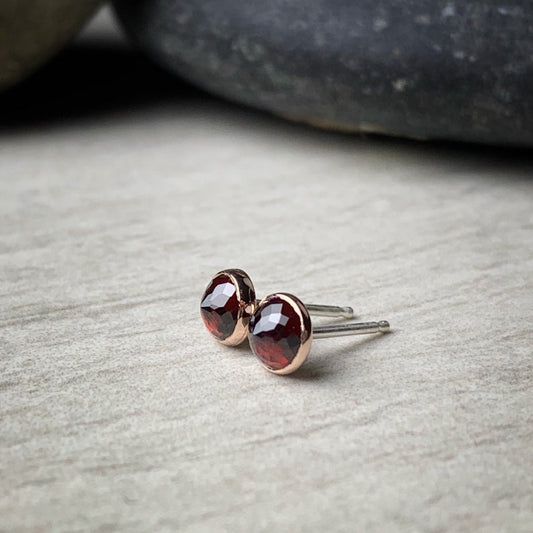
[305,304,354,319]
[255,300,354,319]
[313,320,390,339]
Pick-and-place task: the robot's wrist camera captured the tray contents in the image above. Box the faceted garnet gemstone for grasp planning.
[200,273,240,341]
[249,295,308,371]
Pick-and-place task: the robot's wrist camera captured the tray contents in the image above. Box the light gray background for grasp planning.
[1,7,532,532]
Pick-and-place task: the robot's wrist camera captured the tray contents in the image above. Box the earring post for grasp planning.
[313,320,390,339]
[305,304,354,319]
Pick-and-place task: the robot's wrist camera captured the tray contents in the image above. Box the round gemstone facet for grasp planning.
[200,273,240,341]
[249,294,310,372]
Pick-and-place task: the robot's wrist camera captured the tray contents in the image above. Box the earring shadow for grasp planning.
[225,338,251,354]
[287,330,394,382]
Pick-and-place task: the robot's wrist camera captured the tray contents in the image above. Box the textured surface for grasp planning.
[1,9,532,532]
[0,0,100,91]
[114,0,533,146]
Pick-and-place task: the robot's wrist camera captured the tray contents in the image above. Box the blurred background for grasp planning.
[2,2,532,145]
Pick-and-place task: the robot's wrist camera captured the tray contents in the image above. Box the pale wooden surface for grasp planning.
[1,8,532,533]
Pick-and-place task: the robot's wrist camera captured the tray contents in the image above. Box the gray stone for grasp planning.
[114,0,533,146]
[0,0,101,92]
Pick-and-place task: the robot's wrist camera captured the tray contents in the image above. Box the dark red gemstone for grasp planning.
[249,295,307,371]
[200,274,240,341]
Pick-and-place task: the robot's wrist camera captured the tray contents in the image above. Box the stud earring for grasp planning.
[200,269,354,346]
[249,293,390,375]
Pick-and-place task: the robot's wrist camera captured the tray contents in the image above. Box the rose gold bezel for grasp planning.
[255,293,313,375]
[216,269,256,346]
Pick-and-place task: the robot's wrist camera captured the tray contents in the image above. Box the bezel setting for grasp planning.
[248,293,313,375]
[200,269,256,346]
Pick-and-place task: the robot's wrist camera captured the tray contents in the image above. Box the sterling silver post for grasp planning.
[313,320,390,339]
[305,304,354,319]
[255,300,354,319]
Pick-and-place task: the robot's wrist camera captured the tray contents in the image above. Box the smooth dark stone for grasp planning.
[200,273,240,341]
[249,295,306,372]
[114,0,533,146]
[0,1,101,92]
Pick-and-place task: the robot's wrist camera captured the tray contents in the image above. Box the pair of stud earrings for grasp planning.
[200,269,391,375]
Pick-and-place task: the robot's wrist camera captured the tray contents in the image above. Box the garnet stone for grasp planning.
[200,269,255,344]
[200,273,241,341]
[249,294,312,373]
